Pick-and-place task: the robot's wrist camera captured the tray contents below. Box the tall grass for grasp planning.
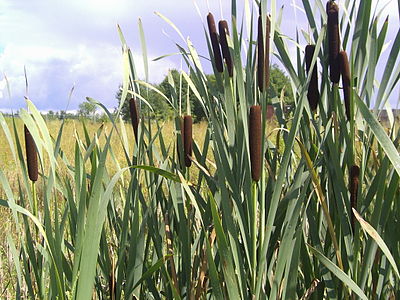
[0,0,399,299]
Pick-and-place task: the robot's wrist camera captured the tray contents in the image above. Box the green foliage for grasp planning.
[269,63,294,104]
[78,99,97,118]
[117,67,292,121]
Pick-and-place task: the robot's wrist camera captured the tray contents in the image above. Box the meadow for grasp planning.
[0,0,400,299]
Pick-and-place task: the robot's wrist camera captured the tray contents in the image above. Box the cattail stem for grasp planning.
[339,51,351,121]
[207,13,223,73]
[249,106,262,182]
[129,98,140,142]
[350,165,360,231]
[218,20,233,77]
[183,115,192,167]
[327,1,340,84]
[251,181,258,292]
[32,181,38,217]
[305,45,320,111]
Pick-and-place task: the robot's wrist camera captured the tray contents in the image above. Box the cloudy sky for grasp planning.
[0,0,398,111]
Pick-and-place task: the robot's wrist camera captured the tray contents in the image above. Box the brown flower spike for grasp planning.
[349,165,360,231]
[24,125,38,182]
[257,15,271,92]
[249,106,262,181]
[327,1,340,84]
[183,115,192,167]
[218,20,233,77]
[305,45,320,111]
[207,13,223,73]
[339,51,351,121]
[129,98,140,142]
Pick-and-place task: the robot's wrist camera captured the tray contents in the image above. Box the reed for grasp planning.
[218,20,233,77]
[339,50,351,121]
[207,13,223,73]
[183,115,192,167]
[129,97,140,141]
[249,105,262,182]
[327,1,340,84]
[24,125,38,182]
[305,45,319,111]
[1,0,399,298]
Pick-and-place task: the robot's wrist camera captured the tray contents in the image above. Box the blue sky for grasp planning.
[0,0,398,111]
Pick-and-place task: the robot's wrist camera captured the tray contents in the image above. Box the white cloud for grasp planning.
[0,41,177,110]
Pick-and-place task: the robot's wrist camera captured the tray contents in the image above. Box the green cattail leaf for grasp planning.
[355,94,400,176]
[132,165,180,182]
[353,209,400,280]
[135,80,176,111]
[138,18,149,83]
[132,255,172,290]
[154,11,185,43]
[309,245,368,300]
[209,193,241,299]
[0,112,16,160]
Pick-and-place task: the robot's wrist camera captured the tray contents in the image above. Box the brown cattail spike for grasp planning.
[327,1,340,84]
[257,15,271,92]
[129,98,140,141]
[339,51,351,121]
[183,115,192,167]
[207,13,223,73]
[305,45,320,111]
[24,125,38,182]
[249,105,262,181]
[218,20,233,77]
[349,165,360,231]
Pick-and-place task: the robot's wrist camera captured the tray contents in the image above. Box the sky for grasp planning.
[0,0,398,112]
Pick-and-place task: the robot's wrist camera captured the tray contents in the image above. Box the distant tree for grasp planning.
[117,84,174,122]
[47,110,55,120]
[269,64,294,104]
[78,100,97,120]
[58,110,66,120]
[116,66,293,122]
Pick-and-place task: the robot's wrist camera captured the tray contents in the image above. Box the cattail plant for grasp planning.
[182,115,192,167]
[339,51,351,120]
[129,98,140,141]
[24,125,38,182]
[207,13,223,73]
[218,20,233,77]
[257,15,271,92]
[305,45,320,111]
[249,105,262,181]
[349,165,360,230]
[327,1,340,84]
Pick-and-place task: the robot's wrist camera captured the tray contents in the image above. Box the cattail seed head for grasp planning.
[349,165,360,230]
[129,98,140,141]
[327,1,340,84]
[339,51,351,121]
[177,117,183,166]
[305,45,320,111]
[207,13,223,73]
[257,15,271,92]
[183,115,192,167]
[218,20,233,77]
[24,125,38,182]
[249,105,262,181]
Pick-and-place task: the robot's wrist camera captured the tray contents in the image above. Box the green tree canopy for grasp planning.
[78,100,97,119]
[117,66,293,121]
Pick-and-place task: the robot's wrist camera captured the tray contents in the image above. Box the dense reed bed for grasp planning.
[0,0,399,299]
